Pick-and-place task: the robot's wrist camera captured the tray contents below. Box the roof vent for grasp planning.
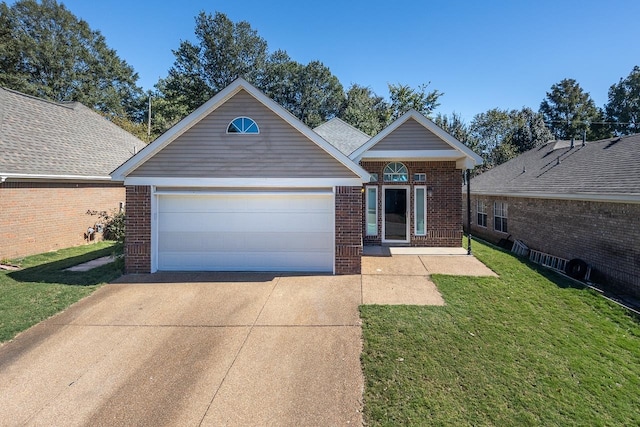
[582,130,586,147]
[556,156,561,165]
[570,137,574,149]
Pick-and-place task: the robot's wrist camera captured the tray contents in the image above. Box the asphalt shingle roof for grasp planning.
[313,117,371,156]
[0,87,146,178]
[469,134,640,197]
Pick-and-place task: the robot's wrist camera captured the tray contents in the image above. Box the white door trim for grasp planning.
[382,185,410,244]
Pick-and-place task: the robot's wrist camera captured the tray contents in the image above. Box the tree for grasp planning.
[156,13,345,130]
[509,107,554,153]
[388,82,443,120]
[339,84,389,136]
[605,65,640,135]
[470,107,553,169]
[0,0,142,120]
[539,78,604,140]
[256,50,302,116]
[159,11,268,114]
[434,112,473,147]
[290,60,344,128]
[470,109,513,167]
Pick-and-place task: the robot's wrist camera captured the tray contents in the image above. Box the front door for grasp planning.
[383,186,409,243]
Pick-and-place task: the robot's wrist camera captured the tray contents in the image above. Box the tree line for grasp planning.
[1,1,638,171]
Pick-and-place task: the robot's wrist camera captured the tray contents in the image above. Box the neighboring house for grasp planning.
[111,78,482,275]
[0,87,146,259]
[465,135,640,297]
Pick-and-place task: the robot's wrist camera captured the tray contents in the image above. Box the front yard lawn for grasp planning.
[361,240,640,426]
[0,242,122,343]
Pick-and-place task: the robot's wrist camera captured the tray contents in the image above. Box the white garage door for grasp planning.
[157,192,334,272]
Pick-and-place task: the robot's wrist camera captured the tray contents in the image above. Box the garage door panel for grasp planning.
[158,231,333,252]
[157,193,334,272]
[159,211,332,233]
[158,251,333,272]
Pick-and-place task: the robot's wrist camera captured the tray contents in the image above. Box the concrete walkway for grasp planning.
[0,253,496,426]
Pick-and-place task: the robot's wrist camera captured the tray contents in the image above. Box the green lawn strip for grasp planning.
[0,242,123,343]
[360,241,640,426]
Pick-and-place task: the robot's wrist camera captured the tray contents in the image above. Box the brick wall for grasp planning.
[465,194,640,297]
[335,186,362,274]
[124,185,151,273]
[0,181,124,259]
[361,161,462,247]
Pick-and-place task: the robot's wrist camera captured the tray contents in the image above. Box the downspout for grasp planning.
[467,169,472,255]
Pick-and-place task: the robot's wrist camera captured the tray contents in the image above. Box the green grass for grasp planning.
[0,242,123,343]
[360,240,640,426]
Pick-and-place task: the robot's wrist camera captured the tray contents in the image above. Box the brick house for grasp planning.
[465,135,640,297]
[0,87,146,259]
[112,78,482,274]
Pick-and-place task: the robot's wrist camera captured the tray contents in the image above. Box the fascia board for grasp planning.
[360,149,462,160]
[122,177,365,188]
[1,172,112,181]
[470,190,640,204]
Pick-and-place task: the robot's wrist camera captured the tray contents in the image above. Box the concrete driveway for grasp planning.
[0,253,496,426]
[0,273,364,426]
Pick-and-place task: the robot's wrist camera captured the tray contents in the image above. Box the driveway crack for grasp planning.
[197,276,280,426]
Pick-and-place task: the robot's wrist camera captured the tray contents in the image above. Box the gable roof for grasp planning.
[313,117,371,156]
[0,87,145,181]
[112,78,370,182]
[349,110,483,169]
[469,134,640,203]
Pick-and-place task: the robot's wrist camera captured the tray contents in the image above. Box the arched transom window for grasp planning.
[227,117,259,134]
[383,162,408,182]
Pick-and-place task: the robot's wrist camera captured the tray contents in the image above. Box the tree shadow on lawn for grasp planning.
[8,245,123,286]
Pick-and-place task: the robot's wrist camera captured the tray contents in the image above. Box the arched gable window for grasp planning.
[383,162,408,182]
[227,117,259,134]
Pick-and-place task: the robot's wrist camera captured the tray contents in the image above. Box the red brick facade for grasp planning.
[335,186,363,274]
[0,181,124,259]
[465,194,640,297]
[361,161,463,247]
[124,185,152,273]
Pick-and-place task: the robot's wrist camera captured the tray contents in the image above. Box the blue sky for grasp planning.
[50,0,640,122]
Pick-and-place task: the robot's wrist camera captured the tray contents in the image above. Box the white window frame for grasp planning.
[477,200,487,228]
[414,186,427,236]
[365,186,378,236]
[494,201,508,233]
[226,116,260,134]
[383,162,409,182]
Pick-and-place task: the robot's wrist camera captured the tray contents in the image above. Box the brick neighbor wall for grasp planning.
[0,181,124,259]
[465,194,640,297]
[361,161,463,247]
[335,186,362,274]
[124,185,151,273]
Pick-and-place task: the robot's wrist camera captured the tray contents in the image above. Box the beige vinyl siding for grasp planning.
[370,118,451,151]
[130,89,357,178]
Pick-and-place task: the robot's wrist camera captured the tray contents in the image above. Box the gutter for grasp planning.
[469,190,640,204]
[0,173,114,182]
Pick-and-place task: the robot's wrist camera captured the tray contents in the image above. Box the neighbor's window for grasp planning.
[414,186,427,236]
[494,201,508,233]
[365,186,378,236]
[227,117,259,134]
[369,173,379,182]
[477,200,487,227]
[383,162,408,182]
[413,173,426,182]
